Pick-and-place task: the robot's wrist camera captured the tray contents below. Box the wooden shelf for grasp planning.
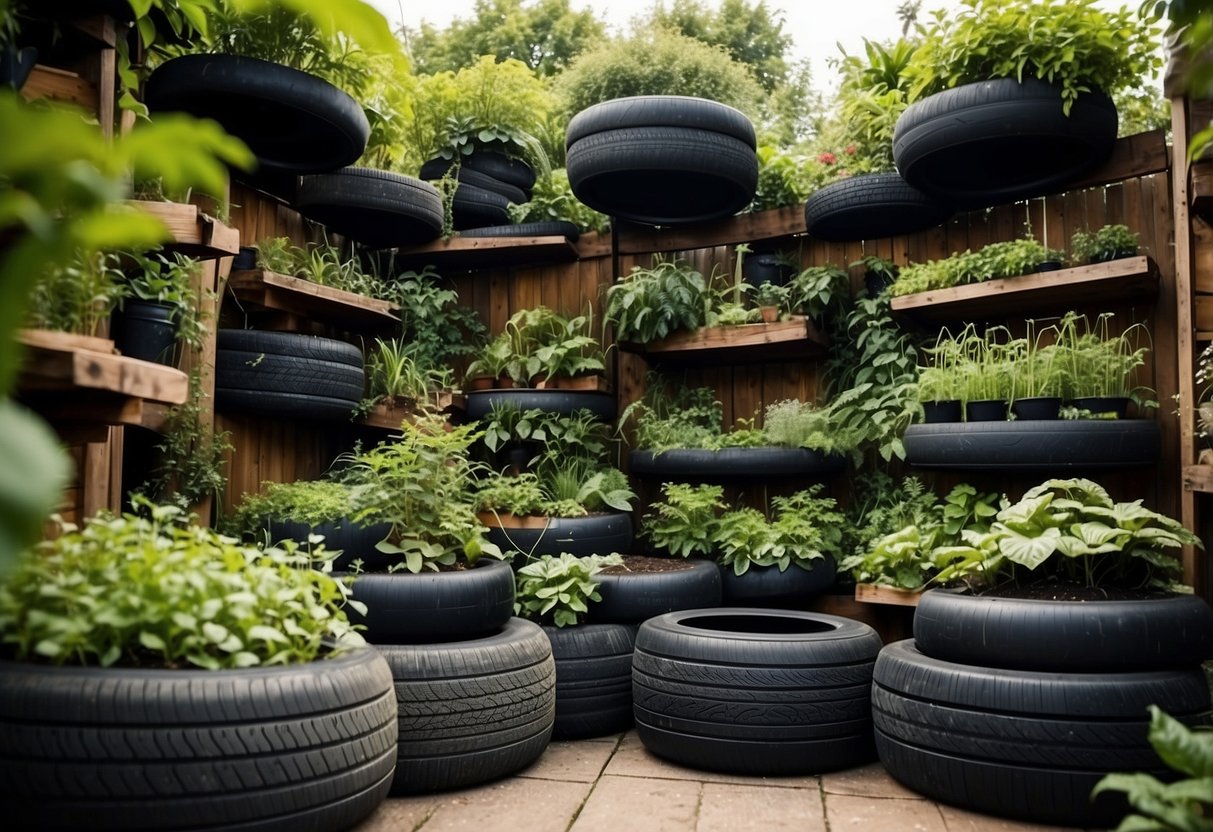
[227,269,400,332]
[620,316,828,365]
[356,393,465,431]
[392,234,580,272]
[890,256,1159,325]
[17,331,189,429]
[855,584,922,607]
[129,200,240,260]
[1183,464,1213,494]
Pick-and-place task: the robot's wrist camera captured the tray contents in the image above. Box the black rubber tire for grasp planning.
[0,648,397,831]
[566,95,756,148]
[462,150,537,192]
[341,559,516,644]
[872,639,1212,827]
[544,623,636,740]
[485,513,632,558]
[590,557,722,624]
[629,447,845,480]
[418,159,528,205]
[902,420,1161,471]
[804,173,954,241]
[719,558,837,607]
[450,181,512,230]
[216,329,364,367]
[893,77,1118,209]
[459,221,581,241]
[145,54,369,174]
[632,608,881,775]
[566,126,758,226]
[260,518,394,571]
[377,618,555,794]
[913,589,1213,672]
[215,350,366,400]
[294,167,444,248]
[215,388,360,421]
[465,389,617,421]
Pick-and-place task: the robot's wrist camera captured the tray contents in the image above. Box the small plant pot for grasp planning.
[112,300,180,365]
[759,306,779,323]
[965,399,1008,422]
[495,375,516,389]
[466,375,497,391]
[232,246,258,270]
[865,271,896,298]
[1093,248,1138,263]
[0,46,38,91]
[1010,396,1062,420]
[921,400,963,424]
[1035,260,1063,272]
[1071,396,1130,419]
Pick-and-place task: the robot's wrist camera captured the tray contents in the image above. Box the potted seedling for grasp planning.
[24,249,126,352]
[959,327,1014,421]
[754,281,789,323]
[1070,224,1140,264]
[1057,312,1152,418]
[1009,319,1065,420]
[112,250,206,366]
[917,330,965,423]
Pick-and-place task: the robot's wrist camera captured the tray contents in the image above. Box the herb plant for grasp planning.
[605,259,711,344]
[0,501,364,669]
[230,480,360,537]
[509,169,609,233]
[514,553,625,628]
[716,486,846,576]
[643,483,726,559]
[26,250,125,337]
[137,373,233,514]
[1069,224,1140,264]
[120,249,208,350]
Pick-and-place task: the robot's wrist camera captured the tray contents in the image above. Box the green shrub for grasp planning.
[231,480,358,536]
[514,553,624,627]
[509,169,609,233]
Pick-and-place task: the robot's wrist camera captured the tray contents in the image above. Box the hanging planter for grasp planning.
[804,173,953,241]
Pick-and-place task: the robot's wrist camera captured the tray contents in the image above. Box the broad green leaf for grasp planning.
[996,526,1061,570]
[0,401,72,577]
[1148,706,1213,778]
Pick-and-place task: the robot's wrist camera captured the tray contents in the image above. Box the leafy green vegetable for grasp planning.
[514,552,624,628]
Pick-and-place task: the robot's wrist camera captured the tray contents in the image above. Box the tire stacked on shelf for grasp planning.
[294,167,445,248]
[872,590,1213,827]
[419,153,533,231]
[342,560,556,795]
[214,329,365,422]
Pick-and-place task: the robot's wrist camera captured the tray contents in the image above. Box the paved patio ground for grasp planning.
[357,730,1074,832]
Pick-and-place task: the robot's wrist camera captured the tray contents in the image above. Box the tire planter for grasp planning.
[483,512,633,558]
[872,640,1213,827]
[590,557,722,624]
[451,181,513,230]
[544,623,637,740]
[462,150,536,193]
[892,77,1118,209]
[803,173,954,241]
[418,158,528,205]
[0,648,397,831]
[111,300,178,365]
[342,559,515,644]
[912,588,1213,672]
[262,518,393,571]
[459,221,581,241]
[902,420,1160,471]
[378,618,555,794]
[465,388,616,421]
[565,96,758,225]
[633,609,881,775]
[628,447,845,480]
[145,54,369,174]
[719,558,837,607]
[215,329,365,422]
[294,167,444,248]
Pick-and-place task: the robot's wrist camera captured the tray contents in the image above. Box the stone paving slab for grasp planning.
[697,781,828,832]
[825,793,948,831]
[602,730,822,789]
[570,774,700,832]
[518,737,620,784]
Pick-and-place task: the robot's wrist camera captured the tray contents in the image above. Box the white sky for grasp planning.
[365,0,1148,97]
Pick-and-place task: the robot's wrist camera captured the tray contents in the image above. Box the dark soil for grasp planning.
[600,555,698,574]
[983,582,1174,602]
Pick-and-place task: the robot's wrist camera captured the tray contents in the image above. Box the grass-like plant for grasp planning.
[365,337,453,408]
[26,250,125,337]
[514,553,625,628]
[0,500,364,669]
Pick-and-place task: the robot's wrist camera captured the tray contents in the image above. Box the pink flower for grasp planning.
[818,152,837,165]
[845,144,857,155]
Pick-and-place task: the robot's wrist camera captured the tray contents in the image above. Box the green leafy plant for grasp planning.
[374,266,486,373]
[508,168,609,233]
[749,145,811,211]
[119,249,208,350]
[1070,224,1140,264]
[344,418,502,573]
[137,374,233,514]
[467,306,604,386]
[229,480,361,537]
[364,337,453,409]
[643,483,726,558]
[754,281,790,312]
[26,250,125,338]
[716,486,845,576]
[620,378,764,452]
[474,466,634,519]
[474,471,551,517]
[1092,705,1213,832]
[514,553,624,628]
[786,264,849,323]
[761,398,860,455]
[830,38,917,173]
[605,258,711,344]
[0,500,364,669]
[904,0,1161,113]
[889,238,1055,297]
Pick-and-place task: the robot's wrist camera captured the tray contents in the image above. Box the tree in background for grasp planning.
[405,0,605,77]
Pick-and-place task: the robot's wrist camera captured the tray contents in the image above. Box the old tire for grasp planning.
[378,618,555,794]
[451,182,513,229]
[295,167,443,248]
[145,54,369,174]
[459,221,581,241]
[566,95,756,148]
[544,623,636,740]
[485,513,632,558]
[465,389,616,421]
[719,558,837,607]
[902,420,1160,471]
[261,518,393,571]
[893,77,1118,209]
[912,589,1213,672]
[342,559,516,644]
[418,159,528,205]
[629,447,845,480]
[872,639,1212,827]
[804,173,953,241]
[462,150,536,192]
[0,648,397,831]
[590,557,722,624]
[633,609,881,775]
[567,126,757,225]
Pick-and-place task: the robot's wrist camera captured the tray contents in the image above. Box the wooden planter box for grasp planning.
[854,584,923,607]
[227,268,400,333]
[619,316,827,365]
[128,200,240,260]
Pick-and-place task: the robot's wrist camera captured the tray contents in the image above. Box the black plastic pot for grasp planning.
[1036,260,1064,272]
[1010,397,1062,420]
[865,271,896,298]
[1071,396,1131,419]
[921,400,962,423]
[232,246,258,271]
[1093,248,1138,263]
[112,300,178,365]
[965,400,1008,422]
[742,252,797,288]
[0,46,37,91]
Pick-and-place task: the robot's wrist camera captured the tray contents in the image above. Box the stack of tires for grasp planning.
[873,589,1213,827]
[345,560,557,794]
[215,329,365,422]
[565,95,758,226]
[419,152,534,231]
